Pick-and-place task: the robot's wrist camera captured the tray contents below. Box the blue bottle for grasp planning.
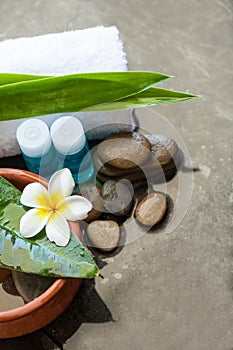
[16,119,58,179]
[50,116,94,184]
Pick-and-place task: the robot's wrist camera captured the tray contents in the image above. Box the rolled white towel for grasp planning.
[0,26,136,158]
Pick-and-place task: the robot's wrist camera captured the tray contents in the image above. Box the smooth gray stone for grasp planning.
[102,179,133,216]
[12,271,55,303]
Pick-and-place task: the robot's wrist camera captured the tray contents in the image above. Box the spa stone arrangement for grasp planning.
[79,129,177,252]
[1,110,179,303]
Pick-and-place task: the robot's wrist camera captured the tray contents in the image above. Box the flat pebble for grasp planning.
[97,132,151,169]
[102,180,133,216]
[87,220,120,252]
[135,192,167,227]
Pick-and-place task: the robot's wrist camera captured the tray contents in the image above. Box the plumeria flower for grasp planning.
[20,168,92,246]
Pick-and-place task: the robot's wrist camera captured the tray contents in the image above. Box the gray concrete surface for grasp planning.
[0,0,233,349]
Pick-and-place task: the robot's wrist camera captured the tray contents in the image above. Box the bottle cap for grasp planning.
[16,119,52,157]
[50,116,85,155]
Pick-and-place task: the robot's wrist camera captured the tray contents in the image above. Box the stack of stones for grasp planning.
[78,131,179,253]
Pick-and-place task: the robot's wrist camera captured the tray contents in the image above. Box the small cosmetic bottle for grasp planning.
[16,119,57,179]
[50,116,94,184]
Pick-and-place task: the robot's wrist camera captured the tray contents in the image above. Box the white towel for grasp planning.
[0,26,135,158]
[0,26,127,75]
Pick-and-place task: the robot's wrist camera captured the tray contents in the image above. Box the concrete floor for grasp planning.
[0,0,233,349]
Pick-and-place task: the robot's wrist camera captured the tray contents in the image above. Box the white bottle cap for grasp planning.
[16,119,52,157]
[50,116,85,155]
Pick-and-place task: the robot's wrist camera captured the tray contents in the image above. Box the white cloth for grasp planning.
[0,26,127,75]
[0,26,132,158]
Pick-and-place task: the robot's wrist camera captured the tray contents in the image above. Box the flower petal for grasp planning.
[45,211,70,246]
[57,195,92,221]
[20,183,51,209]
[48,168,75,206]
[20,208,49,238]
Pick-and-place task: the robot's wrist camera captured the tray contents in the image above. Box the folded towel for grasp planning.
[0,26,136,158]
[0,26,127,75]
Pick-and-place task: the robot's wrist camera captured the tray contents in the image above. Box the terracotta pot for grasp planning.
[0,168,82,338]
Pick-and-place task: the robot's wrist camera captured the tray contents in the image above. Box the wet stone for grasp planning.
[12,271,55,303]
[102,179,133,216]
[87,220,120,252]
[94,134,179,183]
[145,135,178,165]
[135,192,167,227]
[96,132,151,169]
[78,183,103,222]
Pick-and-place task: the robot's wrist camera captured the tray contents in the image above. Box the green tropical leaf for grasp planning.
[0,176,99,278]
[0,71,170,121]
[83,86,197,111]
[0,73,48,87]
[0,71,169,88]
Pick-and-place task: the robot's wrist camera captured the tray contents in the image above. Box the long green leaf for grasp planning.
[0,71,169,87]
[0,73,49,87]
[83,86,197,111]
[0,176,99,278]
[0,71,170,121]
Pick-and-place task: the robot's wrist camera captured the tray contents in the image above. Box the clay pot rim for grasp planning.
[0,168,78,322]
[0,278,66,321]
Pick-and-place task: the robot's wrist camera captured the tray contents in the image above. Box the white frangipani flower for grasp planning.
[20,168,92,246]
